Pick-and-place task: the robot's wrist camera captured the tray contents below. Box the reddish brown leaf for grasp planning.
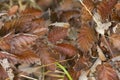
[0,33,12,51]
[55,43,77,57]
[96,63,119,80]
[39,48,56,71]
[81,0,94,23]
[59,10,80,22]
[64,68,81,80]
[8,5,19,15]
[34,41,56,71]
[25,18,49,36]
[21,8,42,17]
[11,33,38,53]
[48,27,69,43]
[0,33,38,53]
[109,33,120,51]
[0,66,8,80]
[97,0,117,20]
[0,51,18,63]
[0,16,32,36]
[77,24,97,53]
[14,49,40,64]
[73,56,89,71]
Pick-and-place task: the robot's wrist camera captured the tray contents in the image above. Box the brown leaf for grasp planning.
[73,56,89,71]
[21,8,42,17]
[25,18,49,36]
[8,5,19,15]
[0,51,18,63]
[81,0,94,23]
[11,33,38,53]
[96,63,119,80]
[55,43,77,57]
[14,49,40,64]
[34,42,56,71]
[77,24,97,53]
[0,33,38,53]
[59,10,80,22]
[0,66,8,80]
[0,16,32,36]
[48,27,69,43]
[109,33,120,51]
[97,0,117,20]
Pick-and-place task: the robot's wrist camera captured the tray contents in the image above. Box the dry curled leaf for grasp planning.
[96,63,119,80]
[97,0,117,20]
[110,33,120,51]
[48,26,69,43]
[77,24,97,53]
[55,43,77,57]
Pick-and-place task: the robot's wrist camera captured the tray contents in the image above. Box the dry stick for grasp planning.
[20,75,37,80]
[79,0,114,57]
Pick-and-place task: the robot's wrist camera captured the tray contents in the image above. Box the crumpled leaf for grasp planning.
[96,63,119,80]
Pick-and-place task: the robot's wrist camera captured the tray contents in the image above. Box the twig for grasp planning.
[20,75,37,80]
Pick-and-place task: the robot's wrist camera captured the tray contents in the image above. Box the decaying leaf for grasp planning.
[77,24,97,53]
[73,56,89,71]
[14,49,40,64]
[0,33,38,53]
[0,51,17,63]
[34,42,56,71]
[48,23,69,43]
[109,33,120,51]
[97,0,117,20]
[96,63,119,80]
[81,0,94,23]
[0,65,8,80]
[55,43,77,57]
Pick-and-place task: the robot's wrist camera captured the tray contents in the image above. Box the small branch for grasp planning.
[20,75,37,80]
[0,59,14,80]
